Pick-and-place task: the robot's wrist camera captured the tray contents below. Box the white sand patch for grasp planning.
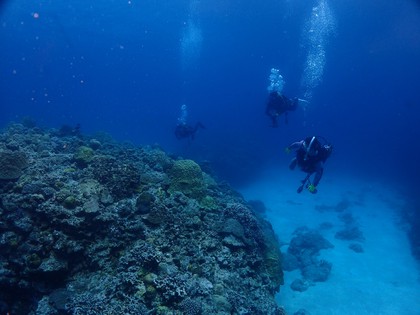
[239,168,420,315]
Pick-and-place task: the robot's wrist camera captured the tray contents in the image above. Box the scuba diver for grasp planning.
[175,122,205,140]
[266,92,299,127]
[265,68,301,127]
[174,104,205,141]
[285,136,333,194]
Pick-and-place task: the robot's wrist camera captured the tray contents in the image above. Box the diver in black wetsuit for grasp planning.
[286,136,333,194]
[174,122,205,140]
[265,91,299,127]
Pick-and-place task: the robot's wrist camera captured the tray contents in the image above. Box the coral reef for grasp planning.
[0,124,285,315]
[168,159,206,200]
[0,151,28,180]
[73,145,94,167]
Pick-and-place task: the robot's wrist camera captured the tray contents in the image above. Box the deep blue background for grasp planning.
[1,0,419,190]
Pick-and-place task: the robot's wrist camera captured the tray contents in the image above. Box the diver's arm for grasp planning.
[285,140,304,154]
[287,141,304,151]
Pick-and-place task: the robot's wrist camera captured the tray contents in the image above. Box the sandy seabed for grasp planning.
[240,167,420,315]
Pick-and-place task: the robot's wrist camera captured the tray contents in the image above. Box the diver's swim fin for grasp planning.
[297,173,311,194]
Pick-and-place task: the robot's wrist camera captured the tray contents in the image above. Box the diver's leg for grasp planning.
[312,162,324,186]
[289,158,297,170]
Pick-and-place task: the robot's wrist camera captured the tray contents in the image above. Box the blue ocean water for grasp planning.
[1,0,420,280]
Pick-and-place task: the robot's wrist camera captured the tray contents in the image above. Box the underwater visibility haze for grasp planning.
[1,0,420,314]
[1,0,419,180]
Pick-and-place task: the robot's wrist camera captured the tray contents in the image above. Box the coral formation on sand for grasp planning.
[282,227,333,291]
[0,123,285,315]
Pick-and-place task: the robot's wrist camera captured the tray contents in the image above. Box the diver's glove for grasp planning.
[285,147,291,154]
[308,184,318,194]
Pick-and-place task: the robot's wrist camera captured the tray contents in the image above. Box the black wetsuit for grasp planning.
[293,140,332,186]
[175,122,205,140]
[265,92,298,127]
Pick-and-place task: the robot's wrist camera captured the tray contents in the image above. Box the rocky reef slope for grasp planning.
[0,123,284,315]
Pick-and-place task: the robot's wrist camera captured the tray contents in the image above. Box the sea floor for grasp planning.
[239,167,420,315]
